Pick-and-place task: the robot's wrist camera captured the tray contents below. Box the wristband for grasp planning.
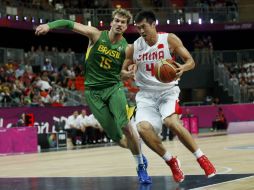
[47,20,74,30]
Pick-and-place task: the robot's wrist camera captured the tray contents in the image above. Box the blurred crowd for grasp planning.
[1,0,238,11]
[218,59,254,102]
[193,35,213,65]
[193,0,237,9]
[1,0,111,11]
[0,45,85,107]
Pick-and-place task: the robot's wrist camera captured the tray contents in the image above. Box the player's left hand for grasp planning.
[128,64,137,80]
[126,70,135,79]
[128,64,137,72]
[174,61,184,79]
[35,24,50,36]
[121,70,135,80]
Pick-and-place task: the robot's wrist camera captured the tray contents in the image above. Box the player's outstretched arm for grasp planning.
[35,19,101,43]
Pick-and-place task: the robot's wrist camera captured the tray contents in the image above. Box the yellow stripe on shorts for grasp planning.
[127,105,136,120]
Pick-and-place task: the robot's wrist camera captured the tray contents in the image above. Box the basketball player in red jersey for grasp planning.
[121,10,216,183]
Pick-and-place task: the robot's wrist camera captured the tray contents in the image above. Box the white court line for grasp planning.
[206,166,232,174]
[224,146,254,150]
[189,175,254,190]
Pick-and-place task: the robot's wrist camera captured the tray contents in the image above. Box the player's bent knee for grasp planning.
[165,120,180,131]
[137,121,153,134]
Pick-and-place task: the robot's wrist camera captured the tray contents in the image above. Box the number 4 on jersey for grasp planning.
[146,63,155,76]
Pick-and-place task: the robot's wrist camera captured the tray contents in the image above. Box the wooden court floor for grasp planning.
[0,132,253,190]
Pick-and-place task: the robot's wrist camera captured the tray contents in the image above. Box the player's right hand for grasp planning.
[35,24,50,36]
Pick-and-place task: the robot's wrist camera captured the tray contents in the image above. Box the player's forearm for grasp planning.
[183,57,195,71]
[47,20,74,30]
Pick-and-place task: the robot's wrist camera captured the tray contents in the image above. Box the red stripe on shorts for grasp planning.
[175,100,182,115]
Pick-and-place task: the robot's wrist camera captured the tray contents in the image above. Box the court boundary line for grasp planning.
[189,175,254,190]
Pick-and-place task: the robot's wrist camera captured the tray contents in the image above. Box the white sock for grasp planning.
[162,151,173,161]
[193,148,204,159]
[133,154,144,166]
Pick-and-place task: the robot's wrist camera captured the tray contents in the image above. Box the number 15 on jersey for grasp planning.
[100,56,112,69]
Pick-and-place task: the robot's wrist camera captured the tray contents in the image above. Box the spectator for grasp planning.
[211,107,227,131]
[76,109,90,144]
[212,97,220,105]
[35,76,52,92]
[204,95,213,105]
[64,110,82,146]
[24,61,33,74]
[51,89,67,106]
[182,108,194,118]
[16,113,26,127]
[230,73,239,86]
[42,58,54,72]
[86,114,108,143]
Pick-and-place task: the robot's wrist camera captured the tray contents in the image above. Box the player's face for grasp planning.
[136,19,156,41]
[111,14,128,34]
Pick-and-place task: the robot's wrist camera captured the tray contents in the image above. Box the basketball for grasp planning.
[154,59,178,83]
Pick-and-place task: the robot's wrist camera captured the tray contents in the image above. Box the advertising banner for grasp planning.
[0,106,89,132]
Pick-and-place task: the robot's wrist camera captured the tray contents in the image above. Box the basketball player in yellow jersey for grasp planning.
[35,8,151,184]
[121,10,216,183]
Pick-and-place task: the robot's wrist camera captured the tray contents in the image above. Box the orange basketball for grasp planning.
[154,59,178,83]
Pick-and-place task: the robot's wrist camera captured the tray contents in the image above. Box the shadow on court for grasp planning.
[0,174,253,190]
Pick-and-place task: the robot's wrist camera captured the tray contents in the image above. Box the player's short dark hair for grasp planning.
[135,10,156,24]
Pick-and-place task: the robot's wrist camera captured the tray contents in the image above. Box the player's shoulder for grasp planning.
[134,36,144,44]
[167,33,182,44]
[133,36,145,50]
[158,32,169,36]
[157,32,169,41]
[100,30,108,37]
[168,33,180,39]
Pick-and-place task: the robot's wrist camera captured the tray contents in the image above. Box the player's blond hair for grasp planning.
[112,8,132,24]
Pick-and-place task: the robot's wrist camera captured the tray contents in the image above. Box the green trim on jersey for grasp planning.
[84,31,128,89]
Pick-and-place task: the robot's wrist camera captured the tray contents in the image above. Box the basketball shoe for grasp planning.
[197,155,216,178]
[166,157,185,183]
[137,164,152,184]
